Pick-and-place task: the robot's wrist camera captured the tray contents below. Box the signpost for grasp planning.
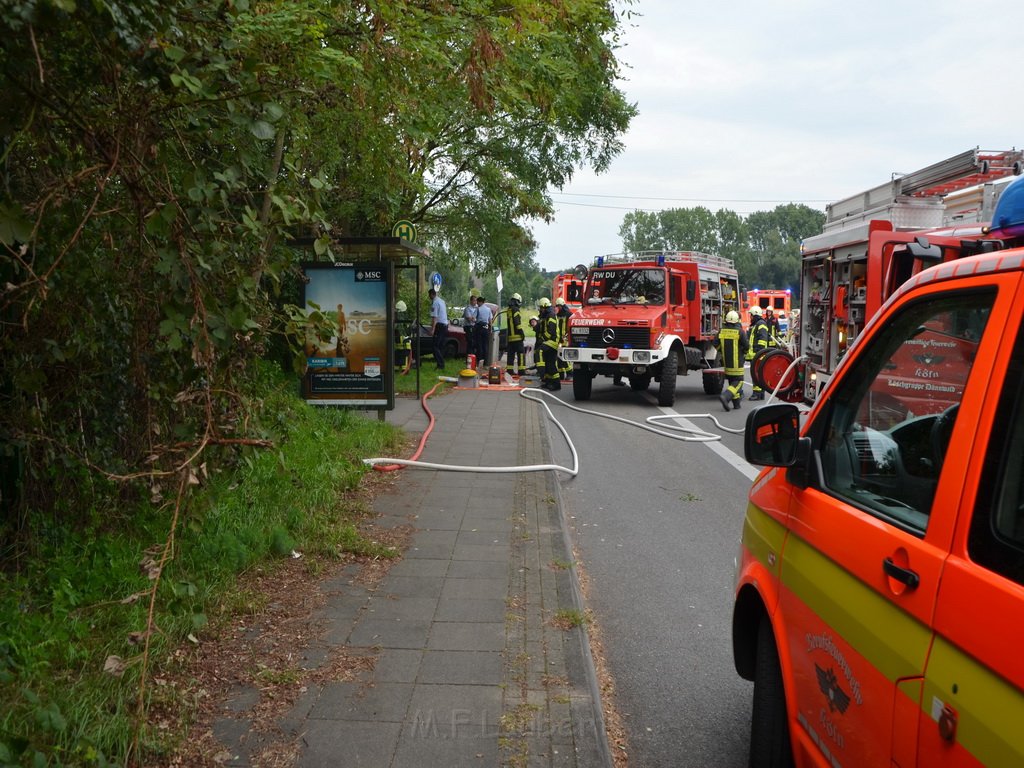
[392,220,417,243]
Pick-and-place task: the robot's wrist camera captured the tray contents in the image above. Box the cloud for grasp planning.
[531,0,1024,271]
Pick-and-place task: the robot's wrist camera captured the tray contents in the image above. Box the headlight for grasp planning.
[563,349,579,361]
[632,351,650,363]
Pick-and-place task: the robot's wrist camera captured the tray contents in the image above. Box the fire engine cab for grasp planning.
[552,271,585,312]
[561,251,740,406]
[744,288,792,332]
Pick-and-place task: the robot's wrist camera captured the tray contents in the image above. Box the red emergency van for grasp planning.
[733,240,1024,766]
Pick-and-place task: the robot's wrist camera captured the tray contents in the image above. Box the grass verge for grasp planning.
[0,362,404,766]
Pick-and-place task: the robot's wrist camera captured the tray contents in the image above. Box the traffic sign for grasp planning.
[392,220,417,243]
[430,271,442,290]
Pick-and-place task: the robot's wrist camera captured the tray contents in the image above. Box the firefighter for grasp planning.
[506,293,526,377]
[393,300,412,369]
[527,315,543,378]
[555,297,573,383]
[747,305,770,400]
[537,297,561,391]
[714,310,748,411]
[764,307,782,347]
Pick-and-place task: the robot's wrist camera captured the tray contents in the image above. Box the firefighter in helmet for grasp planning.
[554,297,572,383]
[506,293,526,378]
[715,309,749,411]
[747,306,770,400]
[537,297,560,391]
[764,307,782,347]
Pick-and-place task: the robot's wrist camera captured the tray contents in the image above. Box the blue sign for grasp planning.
[430,271,442,290]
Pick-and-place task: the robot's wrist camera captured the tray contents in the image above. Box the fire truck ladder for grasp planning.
[896,148,1024,197]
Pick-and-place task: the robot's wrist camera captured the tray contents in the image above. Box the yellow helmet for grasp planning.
[511,292,522,302]
[749,306,763,317]
[725,310,740,323]
[555,297,566,305]
[538,297,552,307]
[395,300,407,312]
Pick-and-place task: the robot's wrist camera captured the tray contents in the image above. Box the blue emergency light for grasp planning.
[992,174,1024,238]
[596,256,604,267]
[657,254,665,265]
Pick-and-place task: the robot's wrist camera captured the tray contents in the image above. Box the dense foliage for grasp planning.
[0,0,636,539]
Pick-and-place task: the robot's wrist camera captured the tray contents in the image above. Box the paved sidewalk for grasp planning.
[217,385,610,767]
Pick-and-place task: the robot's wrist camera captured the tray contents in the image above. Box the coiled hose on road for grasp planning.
[363,380,765,476]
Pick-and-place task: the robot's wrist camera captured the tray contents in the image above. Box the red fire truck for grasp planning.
[796,148,1023,404]
[743,288,792,331]
[561,251,741,406]
[552,271,585,312]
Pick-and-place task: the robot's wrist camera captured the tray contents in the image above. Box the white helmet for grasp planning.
[511,292,522,302]
[555,297,566,306]
[791,309,800,318]
[538,297,551,307]
[725,310,740,323]
[395,300,407,312]
[749,306,763,317]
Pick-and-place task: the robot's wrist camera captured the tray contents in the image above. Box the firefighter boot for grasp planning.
[748,390,764,401]
[718,391,732,412]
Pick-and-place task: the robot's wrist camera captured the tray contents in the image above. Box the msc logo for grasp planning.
[355,270,384,281]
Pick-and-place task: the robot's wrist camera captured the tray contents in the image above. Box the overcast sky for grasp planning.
[530,0,1024,272]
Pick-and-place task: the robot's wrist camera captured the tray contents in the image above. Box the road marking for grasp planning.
[643,394,762,482]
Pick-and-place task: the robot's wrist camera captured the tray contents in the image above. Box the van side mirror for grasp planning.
[744,404,803,466]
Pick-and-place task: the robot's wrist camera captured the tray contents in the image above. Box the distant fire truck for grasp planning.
[552,272,585,312]
[561,251,741,406]
[743,288,792,331]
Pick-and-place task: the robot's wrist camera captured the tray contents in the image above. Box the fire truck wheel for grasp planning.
[750,617,793,768]
[657,350,678,407]
[628,374,651,391]
[702,370,725,395]
[572,368,592,400]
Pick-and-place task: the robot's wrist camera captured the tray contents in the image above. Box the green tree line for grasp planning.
[618,203,825,293]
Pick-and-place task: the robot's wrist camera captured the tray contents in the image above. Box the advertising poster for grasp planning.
[301,262,392,408]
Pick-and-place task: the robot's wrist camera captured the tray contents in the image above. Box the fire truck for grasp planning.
[552,271,585,312]
[561,251,741,406]
[783,148,1024,405]
[743,288,792,331]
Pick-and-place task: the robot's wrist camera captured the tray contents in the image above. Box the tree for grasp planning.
[616,204,824,290]
[0,0,636,528]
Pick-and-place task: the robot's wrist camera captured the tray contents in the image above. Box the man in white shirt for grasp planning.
[429,289,448,368]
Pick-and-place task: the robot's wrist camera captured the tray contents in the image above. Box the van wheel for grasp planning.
[750,618,793,768]
[444,338,460,358]
[657,350,678,407]
[572,367,592,400]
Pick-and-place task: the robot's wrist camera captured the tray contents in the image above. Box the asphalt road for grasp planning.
[537,375,761,767]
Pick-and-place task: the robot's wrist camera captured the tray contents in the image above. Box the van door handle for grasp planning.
[883,558,920,590]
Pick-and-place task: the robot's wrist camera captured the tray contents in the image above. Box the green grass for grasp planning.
[0,361,403,766]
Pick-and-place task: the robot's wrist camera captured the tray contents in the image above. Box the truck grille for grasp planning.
[572,327,651,349]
